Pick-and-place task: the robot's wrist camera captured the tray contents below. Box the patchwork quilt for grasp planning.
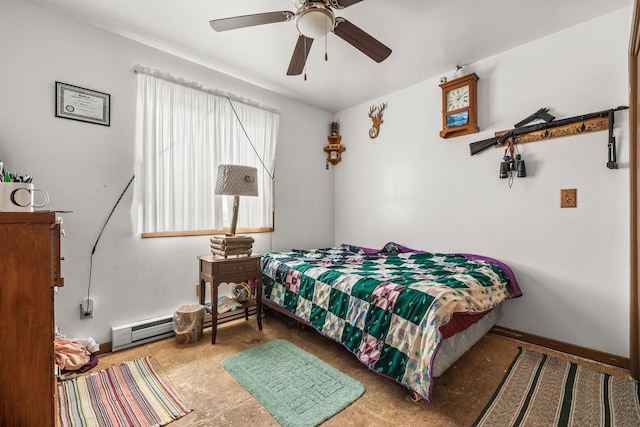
[261,243,522,401]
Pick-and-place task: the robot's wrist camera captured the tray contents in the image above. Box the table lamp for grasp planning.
[212,164,258,257]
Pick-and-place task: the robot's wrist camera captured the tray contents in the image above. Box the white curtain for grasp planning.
[132,69,279,234]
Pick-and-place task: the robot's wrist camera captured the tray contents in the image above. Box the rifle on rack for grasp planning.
[469,105,629,157]
[513,107,555,128]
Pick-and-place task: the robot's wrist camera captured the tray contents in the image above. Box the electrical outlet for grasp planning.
[80,298,94,319]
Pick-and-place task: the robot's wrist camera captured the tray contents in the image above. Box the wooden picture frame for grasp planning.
[55,81,110,126]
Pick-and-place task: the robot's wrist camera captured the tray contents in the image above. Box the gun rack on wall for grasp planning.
[494,116,609,147]
[469,106,629,169]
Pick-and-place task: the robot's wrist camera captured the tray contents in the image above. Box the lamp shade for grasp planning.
[214,165,258,197]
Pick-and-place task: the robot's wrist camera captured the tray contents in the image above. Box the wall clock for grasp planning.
[439,72,479,138]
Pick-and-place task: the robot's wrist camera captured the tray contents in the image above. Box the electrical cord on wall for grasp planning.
[86,98,270,303]
[226,96,276,253]
[226,96,274,180]
[84,97,271,304]
[87,175,135,301]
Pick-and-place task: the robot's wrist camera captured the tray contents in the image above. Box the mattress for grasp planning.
[432,306,500,377]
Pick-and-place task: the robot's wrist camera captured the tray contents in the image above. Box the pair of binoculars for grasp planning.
[500,154,527,178]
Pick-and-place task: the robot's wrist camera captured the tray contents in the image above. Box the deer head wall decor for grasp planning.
[368,102,387,139]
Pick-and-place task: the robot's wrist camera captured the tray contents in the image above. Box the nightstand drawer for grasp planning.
[215,259,259,275]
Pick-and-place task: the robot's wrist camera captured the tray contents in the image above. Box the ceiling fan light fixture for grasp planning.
[296,5,335,39]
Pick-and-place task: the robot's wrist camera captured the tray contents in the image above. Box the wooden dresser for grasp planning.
[0,212,62,426]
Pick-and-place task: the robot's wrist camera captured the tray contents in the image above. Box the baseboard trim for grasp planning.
[491,325,630,370]
[98,321,629,371]
[99,341,112,354]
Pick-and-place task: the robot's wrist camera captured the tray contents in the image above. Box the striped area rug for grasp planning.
[473,348,640,427]
[57,357,191,427]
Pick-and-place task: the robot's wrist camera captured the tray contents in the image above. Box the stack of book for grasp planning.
[210,235,254,258]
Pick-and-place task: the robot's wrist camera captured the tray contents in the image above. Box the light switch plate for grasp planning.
[561,189,577,208]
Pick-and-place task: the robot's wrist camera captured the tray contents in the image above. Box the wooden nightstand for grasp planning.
[198,254,263,344]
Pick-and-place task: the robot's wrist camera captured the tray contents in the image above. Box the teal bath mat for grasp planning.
[222,339,364,427]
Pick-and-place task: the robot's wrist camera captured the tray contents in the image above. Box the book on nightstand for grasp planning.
[217,295,242,314]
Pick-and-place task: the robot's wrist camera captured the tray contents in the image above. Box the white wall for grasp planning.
[1,0,631,358]
[334,8,632,357]
[0,0,334,343]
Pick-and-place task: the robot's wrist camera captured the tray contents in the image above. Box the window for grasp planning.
[132,68,279,236]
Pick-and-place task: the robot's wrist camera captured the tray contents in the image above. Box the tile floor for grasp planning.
[81,311,630,427]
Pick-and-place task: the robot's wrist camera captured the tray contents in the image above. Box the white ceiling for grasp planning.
[31,0,631,113]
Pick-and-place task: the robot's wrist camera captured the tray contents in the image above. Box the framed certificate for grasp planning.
[55,82,110,126]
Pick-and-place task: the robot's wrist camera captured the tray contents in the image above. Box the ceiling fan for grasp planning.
[209,0,392,76]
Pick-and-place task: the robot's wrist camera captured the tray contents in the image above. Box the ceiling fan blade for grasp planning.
[333,18,391,63]
[287,35,314,75]
[331,0,365,8]
[210,11,294,32]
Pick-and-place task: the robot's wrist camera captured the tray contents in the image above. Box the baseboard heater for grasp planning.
[111,309,257,352]
[111,314,176,352]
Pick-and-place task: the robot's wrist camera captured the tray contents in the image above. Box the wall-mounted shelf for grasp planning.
[324,135,346,165]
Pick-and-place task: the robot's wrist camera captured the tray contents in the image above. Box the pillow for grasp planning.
[341,242,423,254]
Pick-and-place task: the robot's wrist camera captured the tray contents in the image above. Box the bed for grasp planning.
[260,242,522,402]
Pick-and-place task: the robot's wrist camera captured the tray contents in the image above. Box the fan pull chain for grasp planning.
[325,20,328,62]
[325,36,328,61]
[304,35,308,81]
